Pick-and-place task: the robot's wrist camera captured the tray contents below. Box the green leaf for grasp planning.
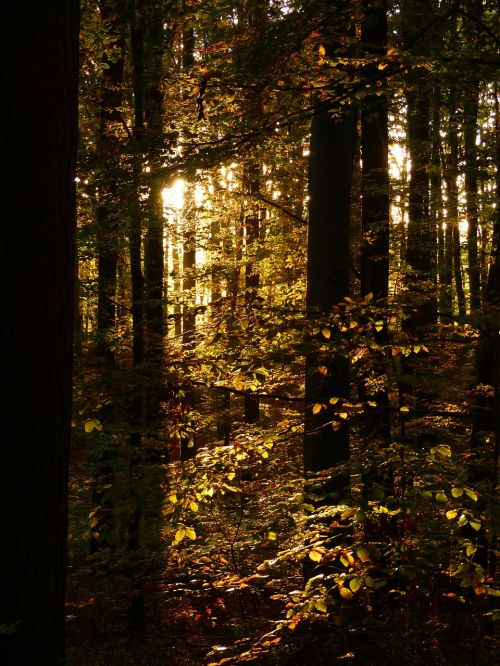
[314,599,327,613]
[466,545,477,557]
[436,492,448,504]
[349,577,362,593]
[356,546,370,562]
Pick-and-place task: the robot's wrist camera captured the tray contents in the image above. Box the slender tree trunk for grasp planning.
[360,0,391,445]
[127,13,146,630]
[0,3,79,663]
[465,86,481,311]
[92,7,125,553]
[431,88,446,316]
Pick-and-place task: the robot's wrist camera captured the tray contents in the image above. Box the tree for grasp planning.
[0,2,79,663]
[304,1,356,493]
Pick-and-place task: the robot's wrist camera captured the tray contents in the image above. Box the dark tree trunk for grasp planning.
[405,88,436,329]
[402,0,436,332]
[127,14,146,631]
[431,88,446,316]
[465,83,481,311]
[445,90,466,317]
[0,3,79,663]
[244,160,262,424]
[464,0,483,312]
[182,27,197,353]
[91,4,125,554]
[304,2,356,491]
[360,0,391,444]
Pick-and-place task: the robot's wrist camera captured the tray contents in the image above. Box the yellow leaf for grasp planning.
[340,587,353,600]
[308,548,323,563]
[189,501,199,512]
[186,527,196,540]
[227,472,236,481]
[268,531,277,541]
[339,412,348,420]
[349,576,362,593]
[312,403,323,415]
[400,406,410,413]
[329,397,339,405]
[318,365,328,376]
[175,528,186,543]
[168,494,177,504]
[364,292,373,302]
[321,327,331,339]
[446,510,458,520]
[318,44,326,56]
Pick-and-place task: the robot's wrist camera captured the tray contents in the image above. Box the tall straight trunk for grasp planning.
[403,0,436,332]
[431,88,446,315]
[182,26,197,352]
[465,90,481,311]
[360,0,390,444]
[244,160,262,424]
[92,7,125,553]
[0,2,79,663]
[304,1,356,491]
[242,0,268,424]
[127,13,146,630]
[405,88,435,329]
[445,89,466,317]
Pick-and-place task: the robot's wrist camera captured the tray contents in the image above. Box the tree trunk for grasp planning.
[464,88,481,311]
[91,3,125,554]
[0,3,79,663]
[360,0,391,444]
[304,3,356,492]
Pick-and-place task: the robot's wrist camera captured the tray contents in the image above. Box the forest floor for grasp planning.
[66,327,499,665]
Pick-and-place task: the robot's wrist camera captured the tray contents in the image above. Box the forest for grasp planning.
[1,0,500,664]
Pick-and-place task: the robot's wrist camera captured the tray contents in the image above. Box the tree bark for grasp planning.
[304,2,356,492]
[0,3,79,663]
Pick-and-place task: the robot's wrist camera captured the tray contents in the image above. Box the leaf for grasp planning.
[84,418,103,433]
[469,519,481,531]
[168,494,177,504]
[356,546,370,562]
[464,488,478,501]
[349,577,362,593]
[186,527,196,540]
[314,599,327,612]
[227,472,236,481]
[451,487,463,498]
[374,320,384,332]
[175,528,186,543]
[268,531,277,541]
[321,327,331,339]
[308,548,324,563]
[312,403,323,415]
[339,412,348,420]
[446,510,458,520]
[189,501,199,512]
[318,44,326,56]
[339,587,353,600]
[329,396,339,405]
[466,545,477,557]
[436,492,448,504]
[364,292,373,302]
[400,406,410,413]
